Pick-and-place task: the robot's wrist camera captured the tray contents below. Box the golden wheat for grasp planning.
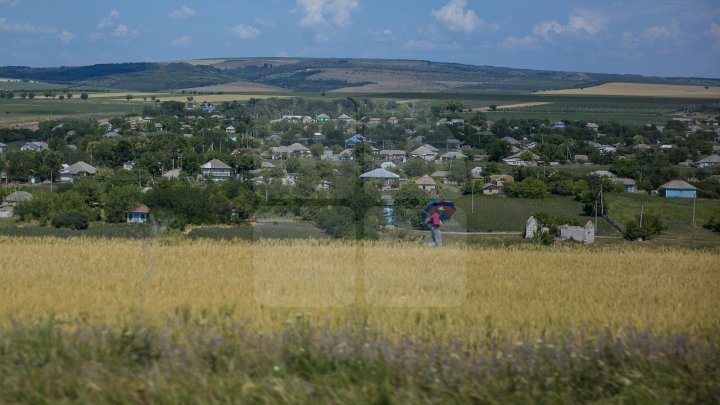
[1,237,718,341]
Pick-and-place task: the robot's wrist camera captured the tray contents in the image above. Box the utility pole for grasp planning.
[692,197,697,228]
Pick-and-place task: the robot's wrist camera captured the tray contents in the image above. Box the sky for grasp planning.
[1,0,719,78]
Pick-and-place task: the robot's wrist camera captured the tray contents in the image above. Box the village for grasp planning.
[1,97,719,243]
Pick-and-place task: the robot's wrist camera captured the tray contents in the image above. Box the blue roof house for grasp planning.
[345,134,367,149]
[660,180,697,199]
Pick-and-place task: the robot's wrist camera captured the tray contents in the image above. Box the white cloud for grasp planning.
[533,9,608,40]
[367,28,394,41]
[642,21,683,41]
[405,40,442,50]
[0,17,55,33]
[228,24,260,39]
[112,24,138,38]
[501,35,540,50]
[169,5,197,20]
[97,9,120,29]
[431,0,482,34]
[58,30,74,44]
[296,0,360,28]
[172,35,193,47]
[707,23,720,51]
[620,31,639,49]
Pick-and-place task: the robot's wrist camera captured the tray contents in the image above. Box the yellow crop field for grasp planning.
[537,82,720,98]
[1,237,718,342]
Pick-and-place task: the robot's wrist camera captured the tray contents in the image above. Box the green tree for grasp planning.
[403,159,429,177]
[623,209,666,241]
[103,185,142,223]
[80,93,88,100]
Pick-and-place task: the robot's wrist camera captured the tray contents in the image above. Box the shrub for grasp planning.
[623,209,665,241]
[504,178,547,199]
[703,215,720,233]
[51,210,89,230]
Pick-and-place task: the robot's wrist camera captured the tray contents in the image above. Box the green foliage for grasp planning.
[15,191,97,224]
[504,178,548,198]
[403,159,430,177]
[103,185,142,223]
[393,183,431,228]
[51,210,89,230]
[702,215,720,233]
[622,208,666,240]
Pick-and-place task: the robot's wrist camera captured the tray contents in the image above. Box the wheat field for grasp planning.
[537,82,720,98]
[1,237,718,341]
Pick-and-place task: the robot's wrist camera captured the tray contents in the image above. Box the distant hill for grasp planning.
[1,57,718,93]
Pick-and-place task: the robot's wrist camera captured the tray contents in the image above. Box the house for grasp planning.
[431,170,449,183]
[270,146,293,160]
[553,121,566,130]
[162,169,181,179]
[154,123,163,132]
[316,180,333,191]
[482,183,501,195]
[440,151,467,162]
[694,154,720,168]
[380,161,397,170]
[345,134,367,149]
[410,146,437,162]
[20,142,48,152]
[288,143,311,157]
[103,131,121,139]
[574,155,589,163]
[502,136,520,145]
[60,161,97,182]
[422,144,440,153]
[337,113,353,123]
[122,161,135,171]
[589,170,616,178]
[260,161,276,169]
[660,180,697,199]
[470,166,483,178]
[316,114,331,123]
[415,175,437,192]
[634,144,652,151]
[4,191,32,203]
[379,150,407,162]
[490,174,514,186]
[225,126,236,134]
[388,117,399,125]
[127,204,149,224]
[0,142,6,154]
[368,118,382,125]
[612,178,636,192]
[502,152,540,166]
[200,159,233,181]
[586,123,599,131]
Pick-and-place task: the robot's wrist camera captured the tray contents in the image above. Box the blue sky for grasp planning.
[1,0,719,77]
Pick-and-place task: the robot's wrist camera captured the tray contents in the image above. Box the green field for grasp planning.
[0,98,144,124]
[605,193,720,247]
[0,80,67,91]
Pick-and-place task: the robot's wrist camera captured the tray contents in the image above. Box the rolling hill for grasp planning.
[0,57,718,93]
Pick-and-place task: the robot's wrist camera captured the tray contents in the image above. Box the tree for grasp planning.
[80,93,88,100]
[623,209,665,241]
[310,143,325,159]
[489,104,497,111]
[125,94,133,101]
[403,159,429,177]
[504,178,548,198]
[103,185,142,223]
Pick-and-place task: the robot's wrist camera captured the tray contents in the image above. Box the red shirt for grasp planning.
[431,212,441,227]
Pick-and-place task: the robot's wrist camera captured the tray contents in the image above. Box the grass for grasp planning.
[0,80,67,91]
[605,193,720,247]
[0,237,717,402]
[0,98,142,124]
[455,194,599,232]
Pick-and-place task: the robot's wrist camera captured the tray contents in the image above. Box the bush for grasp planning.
[51,210,89,230]
[623,209,665,241]
[703,215,720,233]
[504,178,547,199]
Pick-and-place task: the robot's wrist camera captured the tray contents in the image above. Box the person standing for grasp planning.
[426,206,444,247]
